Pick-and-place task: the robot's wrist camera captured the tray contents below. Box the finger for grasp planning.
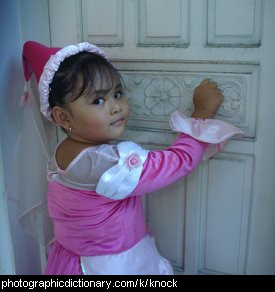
[219,93,225,100]
[217,92,224,101]
[201,79,219,88]
[201,78,211,85]
[209,81,218,88]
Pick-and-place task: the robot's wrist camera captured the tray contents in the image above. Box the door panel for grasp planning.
[199,153,254,275]
[206,0,263,47]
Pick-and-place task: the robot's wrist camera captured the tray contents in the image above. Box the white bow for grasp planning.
[96,141,149,200]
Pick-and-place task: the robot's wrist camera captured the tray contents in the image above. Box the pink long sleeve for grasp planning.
[132,133,208,196]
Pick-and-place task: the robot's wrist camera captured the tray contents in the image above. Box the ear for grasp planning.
[51,106,72,130]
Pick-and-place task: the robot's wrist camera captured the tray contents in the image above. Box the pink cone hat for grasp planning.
[22,41,108,121]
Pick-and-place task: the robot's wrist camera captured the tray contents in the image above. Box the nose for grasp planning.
[110,98,122,115]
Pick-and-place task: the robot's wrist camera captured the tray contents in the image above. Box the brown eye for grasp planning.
[93,97,105,105]
[114,91,122,99]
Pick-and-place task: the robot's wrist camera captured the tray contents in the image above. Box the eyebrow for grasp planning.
[92,83,122,96]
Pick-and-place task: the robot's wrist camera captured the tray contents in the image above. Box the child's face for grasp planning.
[67,74,130,145]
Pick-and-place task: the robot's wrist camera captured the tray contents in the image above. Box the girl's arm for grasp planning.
[132,79,222,195]
[131,133,208,196]
[96,80,242,200]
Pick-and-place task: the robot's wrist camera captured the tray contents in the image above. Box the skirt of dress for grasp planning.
[44,241,83,275]
[80,235,174,275]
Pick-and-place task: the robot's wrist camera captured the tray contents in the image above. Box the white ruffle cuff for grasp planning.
[170,111,244,160]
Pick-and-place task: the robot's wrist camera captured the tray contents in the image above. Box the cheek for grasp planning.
[86,116,107,131]
[122,99,130,116]
[88,113,112,135]
[74,110,105,130]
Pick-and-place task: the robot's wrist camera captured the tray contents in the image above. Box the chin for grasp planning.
[113,129,126,140]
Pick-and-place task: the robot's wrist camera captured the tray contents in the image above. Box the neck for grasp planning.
[66,135,109,147]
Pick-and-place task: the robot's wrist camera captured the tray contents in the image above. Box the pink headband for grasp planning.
[22,41,108,121]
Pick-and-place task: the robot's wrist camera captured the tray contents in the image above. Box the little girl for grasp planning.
[22,41,242,275]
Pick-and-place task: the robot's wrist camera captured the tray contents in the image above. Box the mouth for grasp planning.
[111,118,125,126]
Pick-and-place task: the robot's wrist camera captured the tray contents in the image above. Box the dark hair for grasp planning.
[48,51,122,110]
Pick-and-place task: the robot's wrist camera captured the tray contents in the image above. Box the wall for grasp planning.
[0,0,24,275]
[0,0,50,274]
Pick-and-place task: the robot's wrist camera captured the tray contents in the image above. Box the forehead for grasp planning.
[92,66,121,91]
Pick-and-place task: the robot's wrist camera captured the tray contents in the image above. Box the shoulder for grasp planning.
[48,139,150,198]
[49,139,150,196]
[96,141,149,199]
[48,139,121,189]
[55,138,90,171]
[55,139,119,171]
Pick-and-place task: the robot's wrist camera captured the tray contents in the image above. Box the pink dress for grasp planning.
[44,112,243,275]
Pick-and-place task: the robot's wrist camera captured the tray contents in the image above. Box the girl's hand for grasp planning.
[191,79,224,119]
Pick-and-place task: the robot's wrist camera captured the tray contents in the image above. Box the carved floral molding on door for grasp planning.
[123,74,244,119]
[115,61,259,139]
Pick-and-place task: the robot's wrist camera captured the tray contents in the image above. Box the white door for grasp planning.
[47,0,275,274]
